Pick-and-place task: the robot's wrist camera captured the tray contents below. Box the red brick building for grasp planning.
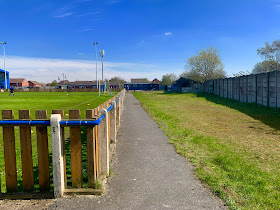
[10,78,29,88]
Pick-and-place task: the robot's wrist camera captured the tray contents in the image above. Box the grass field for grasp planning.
[133,91,280,210]
[0,91,115,192]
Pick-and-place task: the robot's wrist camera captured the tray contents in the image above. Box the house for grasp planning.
[151,78,160,84]
[59,80,104,89]
[10,78,29,88]
[172,77,202,93]
[124,78,160,91]
[28,81,44,88]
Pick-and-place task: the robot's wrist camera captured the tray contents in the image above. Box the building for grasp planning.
[151,78,161,84]
[0,69,10,89]
[10,78,29,88]
[59,80,104,89]
[124,78,160,91]
[28,81,44,88]
[172,77,202,93]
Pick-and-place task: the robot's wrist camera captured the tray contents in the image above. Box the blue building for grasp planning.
[124,78,160,91]
[0,69,10,89]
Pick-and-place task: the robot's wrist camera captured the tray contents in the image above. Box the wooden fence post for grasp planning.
[110,102,117,144]
[86,109,96,187]
[2,110,17,193]
[50,114,64,198]
[36,110,50,192]
[52,110,66,187]
[19,110,34,192]
[69,110,82,188]
[98,109,109,177]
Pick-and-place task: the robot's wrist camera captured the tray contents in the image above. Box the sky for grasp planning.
[0,0,280,83]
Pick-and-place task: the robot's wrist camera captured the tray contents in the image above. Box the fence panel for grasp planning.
[2,110,17,193]
[69,110,83,188]
[36,110,51,192]
[19,110,34,192]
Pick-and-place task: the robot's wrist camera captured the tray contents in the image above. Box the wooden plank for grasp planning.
[19,110,34,192]
[86,109,96,187]
[69,110,82,188]
[52,110,67,188]
[95,108,100,178]
[35,110,50,192]
[0,192,54,200]
[2,110,17,193]
[64,188,102,195]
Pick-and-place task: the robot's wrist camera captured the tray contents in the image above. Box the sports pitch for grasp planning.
[0,91,114,119]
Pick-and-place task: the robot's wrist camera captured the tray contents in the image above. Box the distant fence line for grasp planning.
[10,88,122,93]
[201,70,280,108]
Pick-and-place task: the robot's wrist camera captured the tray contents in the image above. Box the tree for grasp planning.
[182,46,226,82]
[50,80,58,86]
[252,60,278,74]
[161,73,178,86]
[256,40,280,71]
[109,76,126,84]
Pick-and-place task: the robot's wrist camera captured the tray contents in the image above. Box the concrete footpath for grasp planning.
[49,93,226,210]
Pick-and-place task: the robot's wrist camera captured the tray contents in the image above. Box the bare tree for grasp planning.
[181,46,226,82]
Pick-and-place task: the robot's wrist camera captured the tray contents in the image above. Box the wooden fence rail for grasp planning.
[0,89,126,199]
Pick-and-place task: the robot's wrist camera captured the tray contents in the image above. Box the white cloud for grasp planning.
[54,12,73,18]
[1,56,182,83]
[78,12,100,17]
[164,32,172,36]
[79,28,93,32]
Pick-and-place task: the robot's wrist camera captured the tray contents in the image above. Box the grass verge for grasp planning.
[133,91,280,210]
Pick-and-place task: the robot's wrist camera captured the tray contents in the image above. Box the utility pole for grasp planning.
[93,42,98,89]
[99,49,105,92]
[0,42,7,89]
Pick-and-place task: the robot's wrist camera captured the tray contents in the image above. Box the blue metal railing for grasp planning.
[0,91,122,127]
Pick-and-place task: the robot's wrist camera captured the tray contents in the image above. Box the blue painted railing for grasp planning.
[0,92,121,127]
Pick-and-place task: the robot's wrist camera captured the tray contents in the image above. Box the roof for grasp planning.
[10,78,27,83]
[131,78,150,83]
[108,81,120,85]
[64,80,103,86]
[29,81,43,85]
[151,78,160,84]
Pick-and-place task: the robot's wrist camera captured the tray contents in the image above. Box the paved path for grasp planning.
[49,93,226,210]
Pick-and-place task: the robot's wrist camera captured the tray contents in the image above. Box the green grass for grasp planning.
[133,91,280,210]
[0,91,114,192]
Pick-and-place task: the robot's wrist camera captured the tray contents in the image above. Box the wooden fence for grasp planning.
[202,71,280,108]
[0,89,126,198]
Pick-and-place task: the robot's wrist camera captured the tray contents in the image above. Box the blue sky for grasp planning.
[0,0,280,82]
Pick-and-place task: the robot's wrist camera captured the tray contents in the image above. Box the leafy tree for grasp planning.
[161,73,178,86]
[141,78,150,83]
[50,80,58,86]
[252,60,278,74]
[256,40,280,71]
[109,76,126,84]
[182,46,226,82]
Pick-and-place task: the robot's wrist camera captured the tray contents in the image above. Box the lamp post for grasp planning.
[0,42,7,89]
[99,49,105,91]
[93,42,98,89]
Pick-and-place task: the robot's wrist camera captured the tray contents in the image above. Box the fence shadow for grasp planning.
[194,93,280,131]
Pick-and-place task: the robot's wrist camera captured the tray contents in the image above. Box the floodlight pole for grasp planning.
[93,42,98,89]
[0,42,7,89]
[99,49,105,92]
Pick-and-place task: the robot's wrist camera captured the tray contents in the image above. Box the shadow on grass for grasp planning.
[194,93,280,131]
